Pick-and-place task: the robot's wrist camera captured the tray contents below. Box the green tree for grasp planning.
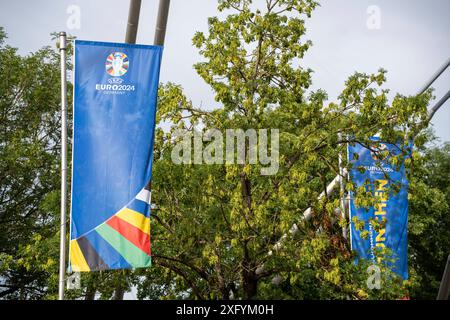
[0,27,68,299]
[408,140,450,299]
[0,28,134,300]
[136,0,432,299]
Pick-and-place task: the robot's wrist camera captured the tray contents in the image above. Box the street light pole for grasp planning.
[416,57,450,122]
[338,131,348,240]
[429,89,450,122]
[125,0,142,44]
[58,31,68,301]
[417,57,450,96]
[153,0,171,46]
[125,0,170,46]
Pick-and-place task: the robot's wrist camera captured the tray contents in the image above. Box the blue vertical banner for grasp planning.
[348,138,410,279]
[69,40,163,271]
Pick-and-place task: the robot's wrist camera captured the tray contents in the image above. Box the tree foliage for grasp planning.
[408,140,450,299]
[136,0,434,299]
[0,27,68,299]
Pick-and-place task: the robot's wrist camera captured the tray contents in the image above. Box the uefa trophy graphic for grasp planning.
[106,52,129,77]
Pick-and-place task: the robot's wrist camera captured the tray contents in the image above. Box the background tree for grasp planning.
[0,27,66,299]
[408,139,450,299]
[0,28,136,300]
[137,0,435,300]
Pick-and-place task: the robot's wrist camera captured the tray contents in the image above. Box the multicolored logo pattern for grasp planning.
[70,185,152,271]
[105,52,129,77]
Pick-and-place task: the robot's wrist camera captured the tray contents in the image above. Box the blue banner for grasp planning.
[69,40,163,271]
[348,138,410,279]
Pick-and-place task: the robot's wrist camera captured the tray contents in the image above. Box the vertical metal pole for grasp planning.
[125,0,142,44]
[338,132,347,239]
[338,132,348,240]
[58,32,68,301]
[437,255,450,300]
[153,0,171,46]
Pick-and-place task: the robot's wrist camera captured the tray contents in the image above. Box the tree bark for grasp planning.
[113,285,125,300]
[113,270,127,300]
[215,251,229,300]
[84,285,96,300]
[240,159,258,299]
[241,241,258,299]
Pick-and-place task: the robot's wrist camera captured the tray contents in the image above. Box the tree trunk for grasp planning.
[84,285,96,300]
[113,270,127,300]
[241,241,258,299]
[242,270,258,299]
[240,161,257,299]
[215,253,229,300]
[113,285,125,300]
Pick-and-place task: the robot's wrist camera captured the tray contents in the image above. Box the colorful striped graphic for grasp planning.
[69,183,152,272]
[70,240,90,272]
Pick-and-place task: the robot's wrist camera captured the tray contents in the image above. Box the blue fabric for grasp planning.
[127,199,150,217]
[70,40,162,242]
[348,138,410,279]
[84,230,132,270]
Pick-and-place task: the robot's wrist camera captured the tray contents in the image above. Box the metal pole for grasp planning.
[338,132,348,240]
[417,57,450,96]
[153,0,171,46]
[125,0,142,44]
[417,57,450,122]
[428,89,450,122]
[437,255,450,300]
[268,169,348,255]
[58,31,68,301]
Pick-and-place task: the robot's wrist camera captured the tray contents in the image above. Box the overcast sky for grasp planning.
[1,0,449,143]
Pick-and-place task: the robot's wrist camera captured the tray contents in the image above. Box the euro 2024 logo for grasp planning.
[370,142,388,161]
[106,52,129,77]
[96,52,135,93]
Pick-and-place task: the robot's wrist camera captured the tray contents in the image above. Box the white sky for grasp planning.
[1,0,449,143]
